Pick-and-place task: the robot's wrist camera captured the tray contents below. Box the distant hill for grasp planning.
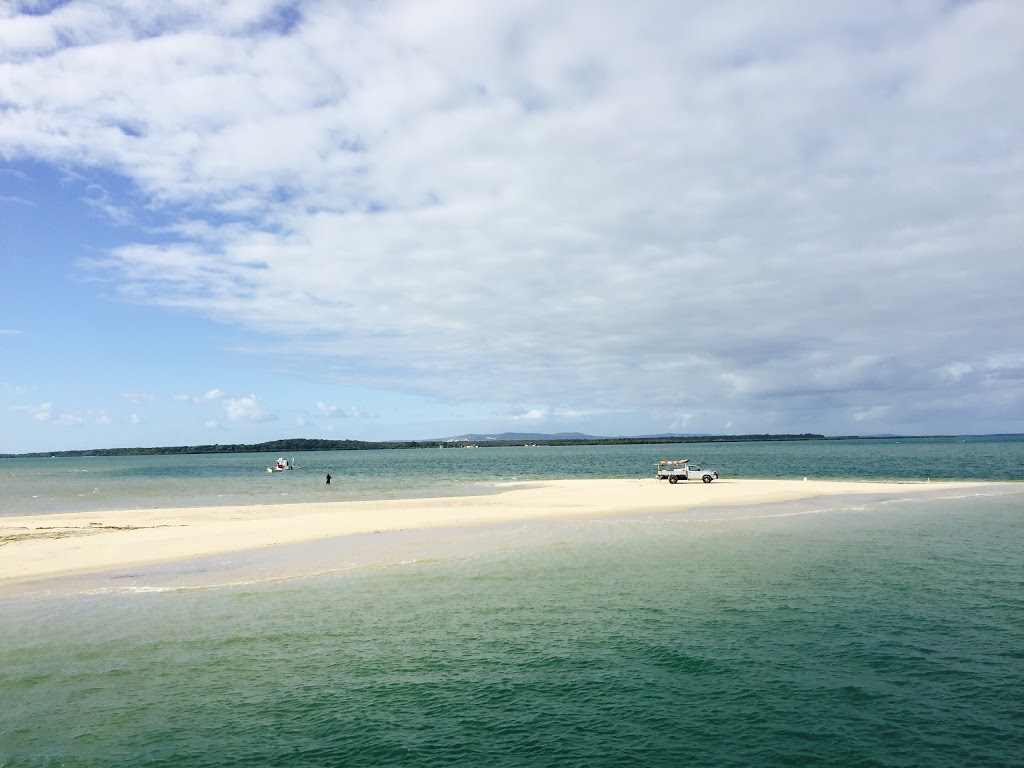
[3,437,418,459]
[440,432,719,441]
[2,432,861,458]
[439,431,822,443]
[440,432,601,442]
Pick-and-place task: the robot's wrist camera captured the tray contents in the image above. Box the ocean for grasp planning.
[2,439,1023,766]
[3,435,1023,518]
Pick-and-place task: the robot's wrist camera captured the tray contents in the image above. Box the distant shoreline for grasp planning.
[6,433,1019,459]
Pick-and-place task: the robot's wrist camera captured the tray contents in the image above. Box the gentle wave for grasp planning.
[2,490,1022,767]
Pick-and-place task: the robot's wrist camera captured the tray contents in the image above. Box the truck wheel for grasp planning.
[702,475,712,483]
[669,475,678,484]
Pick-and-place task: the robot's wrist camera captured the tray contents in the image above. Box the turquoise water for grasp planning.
[2,491,1022,766]
[3,436,1024,516]
[2,439,1023,766]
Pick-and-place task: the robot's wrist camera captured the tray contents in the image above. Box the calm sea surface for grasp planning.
[2,439,1022,766]
[3,435,1023,517]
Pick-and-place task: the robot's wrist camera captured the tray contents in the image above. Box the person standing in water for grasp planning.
[325,473,332,485]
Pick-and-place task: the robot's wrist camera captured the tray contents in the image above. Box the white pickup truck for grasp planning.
[656,460,719,484]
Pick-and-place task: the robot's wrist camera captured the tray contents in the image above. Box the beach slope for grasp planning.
[0,478,995,586]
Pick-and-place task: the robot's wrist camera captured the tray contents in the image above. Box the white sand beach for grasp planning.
[0,478,994,586]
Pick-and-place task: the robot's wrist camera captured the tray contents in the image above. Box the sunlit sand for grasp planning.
[0,478,996,586]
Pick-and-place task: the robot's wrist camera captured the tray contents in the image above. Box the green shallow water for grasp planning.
[3,436,1024,517]
[3,491,1023,767]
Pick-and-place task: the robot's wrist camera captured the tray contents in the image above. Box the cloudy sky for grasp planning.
[1,0,1022,453]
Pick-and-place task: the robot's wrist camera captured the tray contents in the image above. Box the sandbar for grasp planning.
[0,478,1002,587]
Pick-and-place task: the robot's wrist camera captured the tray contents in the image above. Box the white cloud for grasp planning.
[195,388,225,402]
[223,394,276,423]
[315,401,376,419]
[180,387,279,424]
[316,400,339,417]
[3,1,1023,434]
[28,402,64,423]
[508,407,588,422]
[940,363,973,383]
[510,409,546,422]
[854,406,890,423]
[17,401,110,426]
[670,414,694,431]
[121,391,154,404]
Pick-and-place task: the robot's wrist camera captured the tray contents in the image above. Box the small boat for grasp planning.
[267,457,301,472]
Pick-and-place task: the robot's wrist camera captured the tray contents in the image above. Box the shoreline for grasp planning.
[0,478,1011,589]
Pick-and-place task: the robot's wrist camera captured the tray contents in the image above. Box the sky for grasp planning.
[1,0,1023,453]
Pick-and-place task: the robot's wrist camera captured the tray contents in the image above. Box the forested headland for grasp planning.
[2,434,836,458]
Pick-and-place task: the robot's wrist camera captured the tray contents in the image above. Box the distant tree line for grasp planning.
[1,433,842,458]
[526,434,827,446]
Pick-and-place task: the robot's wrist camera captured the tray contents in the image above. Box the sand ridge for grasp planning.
[0,478,996,585]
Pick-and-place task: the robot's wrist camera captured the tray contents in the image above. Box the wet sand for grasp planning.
[0,478,995,587]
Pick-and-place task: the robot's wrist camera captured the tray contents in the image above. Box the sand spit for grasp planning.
[0,478,999,586]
